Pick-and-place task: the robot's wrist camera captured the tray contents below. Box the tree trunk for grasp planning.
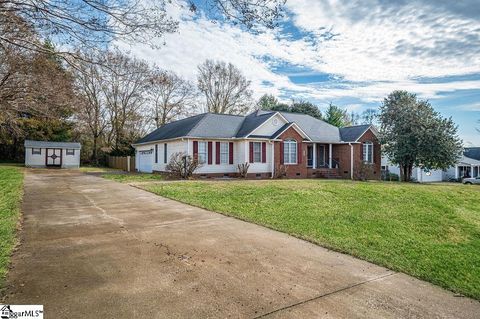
[92,135,98,165]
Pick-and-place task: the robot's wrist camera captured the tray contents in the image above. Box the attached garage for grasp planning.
[24,140,81,168]
[137,148,154,173]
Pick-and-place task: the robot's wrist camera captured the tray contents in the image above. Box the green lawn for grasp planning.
[102,172,165,183]
[141,179,480,299]
[0,165,24,287]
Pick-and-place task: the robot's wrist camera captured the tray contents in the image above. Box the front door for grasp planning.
[46,148,62,167]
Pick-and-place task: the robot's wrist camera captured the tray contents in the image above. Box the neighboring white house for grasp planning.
[24,140,81,168]
[382,147,480,182]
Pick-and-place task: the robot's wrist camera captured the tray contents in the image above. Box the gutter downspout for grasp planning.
[349,143,354,180]
[270,141,275,178]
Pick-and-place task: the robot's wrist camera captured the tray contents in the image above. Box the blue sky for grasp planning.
[121,0,480,146]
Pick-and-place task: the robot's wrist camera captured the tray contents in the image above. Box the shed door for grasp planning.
[137,149,153,173]
[46,148,62,166]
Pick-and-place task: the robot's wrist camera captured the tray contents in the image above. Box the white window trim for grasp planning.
[253,142,262,163]
[31,148,42,155]
[283,139,297,165]
[363,141,374,163]
[220,142,229,164]
[198,141,208,164]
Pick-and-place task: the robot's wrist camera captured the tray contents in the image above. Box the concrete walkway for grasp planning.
[2,170,479,318]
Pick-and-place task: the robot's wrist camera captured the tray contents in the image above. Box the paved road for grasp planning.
[2,170,479,318]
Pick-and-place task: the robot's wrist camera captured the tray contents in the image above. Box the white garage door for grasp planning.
[137,149,153,173]
[418,169,443,182]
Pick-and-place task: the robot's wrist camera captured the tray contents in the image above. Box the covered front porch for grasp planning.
[305,143,339,169]
[455,165,480,179]
[454,156,480,179]
[305,143,341,178]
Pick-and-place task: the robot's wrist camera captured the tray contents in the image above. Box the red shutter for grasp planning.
[208,141,213,165]
[249,142,254,163]
[262,142,266,163]
[193,141,198,160]
[215,142,220,165]
[279,142,284,165]
[229,142,234,164]
[297,142,302,164]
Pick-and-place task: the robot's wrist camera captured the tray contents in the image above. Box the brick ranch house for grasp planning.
[132,110,381,179]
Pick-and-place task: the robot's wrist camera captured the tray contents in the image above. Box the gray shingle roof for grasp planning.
[235,111,276,137]
[277,111,340,142]
[339,125,372,142]
[464,147,480,161]
[135,111,375,144]
[135,113,245,144]
[24,140,81,149]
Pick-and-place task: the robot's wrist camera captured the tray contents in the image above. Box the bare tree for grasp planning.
[1,0,286,63]
[74,54,109,164]
[197,59,252,115]
[101,51,150,153]
[148,69,197,127]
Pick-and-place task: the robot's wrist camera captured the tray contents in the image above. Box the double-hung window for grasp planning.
[363,141,373,163]
[198,141,207,164]
[220,142,229,164]
[283,139,297,164]
[253,142,261,163]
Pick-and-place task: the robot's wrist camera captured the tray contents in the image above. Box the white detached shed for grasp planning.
[24,140,81,168]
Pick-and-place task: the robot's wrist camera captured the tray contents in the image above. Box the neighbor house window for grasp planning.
[253,142,262,163]
[283,139,297,164]
[220,142,229,164]
[32,148,41,155]
[198,141,207,164]
[363,141,373,163]
[155,144,158,163]
[66,149,75,156]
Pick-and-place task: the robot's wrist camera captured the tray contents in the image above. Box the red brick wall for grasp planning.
[356,129,381,180]
[332,128,381,180]
[333,144,352,179]
[274,127,308,178]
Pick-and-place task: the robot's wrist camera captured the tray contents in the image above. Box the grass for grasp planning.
[102,172,165,183]
[0,165,24,287]
[141,179,480,299]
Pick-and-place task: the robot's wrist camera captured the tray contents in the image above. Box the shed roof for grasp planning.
[24,140,81,149]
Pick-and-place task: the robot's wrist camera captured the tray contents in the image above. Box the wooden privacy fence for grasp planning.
[106,155,136,172]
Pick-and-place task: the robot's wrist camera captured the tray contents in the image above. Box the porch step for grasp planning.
[316,169,342,179]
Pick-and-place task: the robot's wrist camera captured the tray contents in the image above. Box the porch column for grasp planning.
[329,144,333,168]
[455,165,458,179]
[313,143,316,169]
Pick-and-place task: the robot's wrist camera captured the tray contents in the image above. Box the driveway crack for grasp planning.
[253,272,397,318]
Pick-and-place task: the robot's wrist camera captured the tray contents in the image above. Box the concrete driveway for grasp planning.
[2,170,479,318]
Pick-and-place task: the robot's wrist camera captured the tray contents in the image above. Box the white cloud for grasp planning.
[286,0,480,82]
[117,0,480,108]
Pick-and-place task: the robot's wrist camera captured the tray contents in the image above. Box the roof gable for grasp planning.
[235,111,276,137]
[339,125,376,142]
